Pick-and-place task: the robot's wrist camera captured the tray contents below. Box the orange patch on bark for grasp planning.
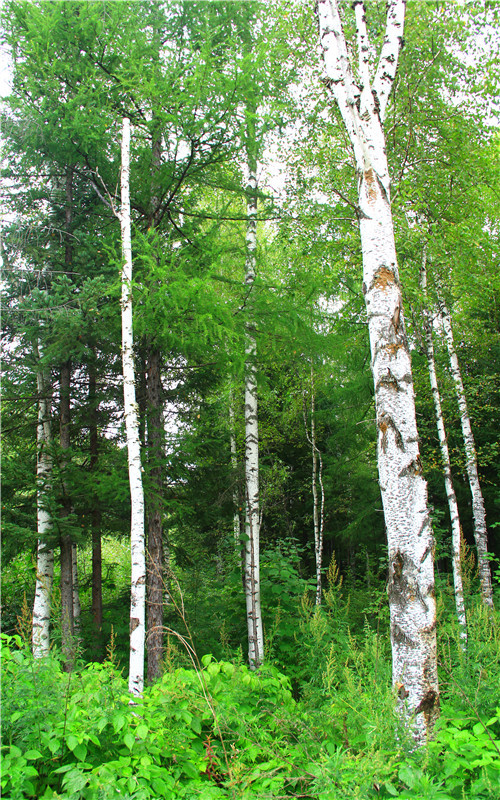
[386,342,403,356]
[372,266,396,289]
[364,168,378,203]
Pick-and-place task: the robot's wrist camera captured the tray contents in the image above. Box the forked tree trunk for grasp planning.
[120,117,146,697]
[244,122,264,670]
[317,0,438,742]
[303,365,325,606]
[32,352,54,658]
[420,254,467,640]
[438,296,494,609]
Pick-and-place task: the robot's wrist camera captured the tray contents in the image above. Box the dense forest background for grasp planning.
[1,1,500,798]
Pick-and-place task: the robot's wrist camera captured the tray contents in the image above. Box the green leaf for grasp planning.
[73,743,88,762]
[24,749,43,760]
[136,723,148,739]
[123,731,135,750]
[113,713,126,732]
[190,715,202,735]
[66,735,79,752]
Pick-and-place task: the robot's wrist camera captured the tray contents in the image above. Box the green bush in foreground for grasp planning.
[2,607,500,800]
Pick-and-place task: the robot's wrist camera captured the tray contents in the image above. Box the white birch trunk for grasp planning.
[120,117,146,696]
[317,0,438,743]
[420,255,467,640]
[303,366,325,606]
[439,297,494,609]
[244,152,264,670]
[32,355,54,658]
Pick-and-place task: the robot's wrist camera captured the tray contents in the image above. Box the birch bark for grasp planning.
[438,296,494,609]
[420,255,467,640]
[244,127,264,670]
[303,365,325,606]
[317,0,438,742]
[120,117,146,696]
[32,352,54,658]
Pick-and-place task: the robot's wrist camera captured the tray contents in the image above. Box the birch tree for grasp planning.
[32,348,54,658]
[420,254,467,640]
[119,117,146,697]
[244,106,264,670]
[302,364,325,606]
[316,0,438,741]
[438,295,494,610]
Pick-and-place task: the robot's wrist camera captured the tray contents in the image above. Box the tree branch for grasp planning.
[373,0,406,122]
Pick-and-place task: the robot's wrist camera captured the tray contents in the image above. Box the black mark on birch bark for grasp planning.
[130,617,139,633]
[378,412,404,452]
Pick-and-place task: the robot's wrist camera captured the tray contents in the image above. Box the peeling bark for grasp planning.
[317,0,438,743]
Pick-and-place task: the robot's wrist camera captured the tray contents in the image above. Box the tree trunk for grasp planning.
[89,356,103,636]
[59,359,74,669]
[32,351,54,658]
[72,542,81,641]
[229,388,242,555]
[59,166,76,669]
[303,364,325,606]
[146,345,164,684]
[317,0,438,743]
[244,124,264,670]
[145,91,165,683]
[438,295,494,609]
[120,117,146,697]
[420,254,467,640]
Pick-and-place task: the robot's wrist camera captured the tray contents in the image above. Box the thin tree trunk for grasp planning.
[120,117,146,697]
[72,542,81,640]
[420,254,467,640]
[146,346,164,684]
[438,295,494,609]
[59,165,76,669]
[244,120,264,670]
[32,350,54,658]
[89,356,103,636]
[303,364,325,606]
[229,388,242,553]
[145,92,165,683]
[59,359,74,669]
[317,0,438,743]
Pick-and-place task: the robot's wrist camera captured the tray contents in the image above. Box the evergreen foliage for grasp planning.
[1,0,500,792]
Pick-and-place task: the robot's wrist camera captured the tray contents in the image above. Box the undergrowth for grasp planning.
[2,592,500,799]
